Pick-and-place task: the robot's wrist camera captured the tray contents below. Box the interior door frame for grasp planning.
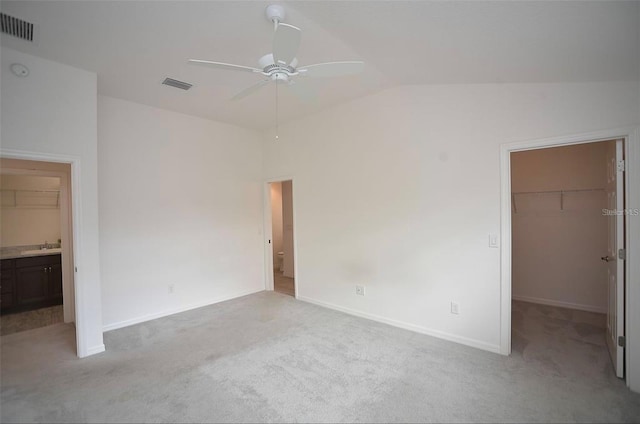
[0,149,86,358]
[0,163,75,324]
[499,126,640,390]
[263,176,298,298]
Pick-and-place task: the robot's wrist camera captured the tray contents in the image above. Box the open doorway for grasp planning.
[0,159,75,338]
[267,180,295,297]
[509,140,625,379]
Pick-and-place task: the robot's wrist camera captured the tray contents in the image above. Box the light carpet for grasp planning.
[2,292,640,422]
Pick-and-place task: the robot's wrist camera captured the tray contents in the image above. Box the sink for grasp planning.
[21,248,62,256]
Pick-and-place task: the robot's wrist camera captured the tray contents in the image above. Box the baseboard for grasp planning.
[81,343,105,358]
[297,296,501,354]
[102,288,264,332]
[512,295,606,314]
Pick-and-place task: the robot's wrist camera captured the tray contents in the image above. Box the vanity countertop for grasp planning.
[1,246,62,260]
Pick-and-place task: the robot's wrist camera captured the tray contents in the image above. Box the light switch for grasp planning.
[489,233,499,248]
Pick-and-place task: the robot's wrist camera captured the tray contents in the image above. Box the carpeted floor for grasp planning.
[2,292,640,423]
[0,305,64,336]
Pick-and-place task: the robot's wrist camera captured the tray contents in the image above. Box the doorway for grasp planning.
[501,134,629,384]
[0,159,75,339]
[266,179,296,297]
[509,140,623,378]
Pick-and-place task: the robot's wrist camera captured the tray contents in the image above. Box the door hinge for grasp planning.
[618,336,626,348]
[617,160,625,172]
[619,248,626,260]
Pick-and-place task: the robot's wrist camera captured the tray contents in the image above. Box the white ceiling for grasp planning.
[1,1,638,130]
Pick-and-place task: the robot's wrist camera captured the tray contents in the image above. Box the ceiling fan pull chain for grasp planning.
[275,77,279,140]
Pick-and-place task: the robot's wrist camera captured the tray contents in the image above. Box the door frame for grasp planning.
[263,176,298,298]
[0,149,86,357]
[499,126,640,390]
[0,163,75,324]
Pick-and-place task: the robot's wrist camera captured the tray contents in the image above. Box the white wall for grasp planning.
[0,175,61,247]
[98,96,264,330]
[270,182,283,266]
[0,47,103,357]
[263,81,640,354]
[511,143,609,313]
[281,180,294,278]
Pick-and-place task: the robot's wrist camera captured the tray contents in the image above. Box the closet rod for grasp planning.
[511,188,604,195]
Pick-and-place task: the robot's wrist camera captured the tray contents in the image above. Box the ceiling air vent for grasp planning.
[1,13,35,42]
[162,78,192,91]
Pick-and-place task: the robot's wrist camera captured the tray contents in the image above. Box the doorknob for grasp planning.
[601,256,613,262]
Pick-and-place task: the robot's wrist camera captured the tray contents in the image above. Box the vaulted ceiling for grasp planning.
[2,1,638,130]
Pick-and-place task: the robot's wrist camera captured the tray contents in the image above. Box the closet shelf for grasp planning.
[0,189,60,209]
[511,188,604,213]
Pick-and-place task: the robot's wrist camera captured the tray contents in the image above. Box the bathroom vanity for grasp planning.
[1,253,62,314]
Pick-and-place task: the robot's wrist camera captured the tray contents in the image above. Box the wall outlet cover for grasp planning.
[356,285,365,296]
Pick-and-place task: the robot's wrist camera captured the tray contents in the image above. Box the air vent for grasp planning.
[1,13,35,42]
[162,78,192,91]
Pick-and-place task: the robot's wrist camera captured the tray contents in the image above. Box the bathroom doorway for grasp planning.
[0,159,75,336]
[266,179,296,297]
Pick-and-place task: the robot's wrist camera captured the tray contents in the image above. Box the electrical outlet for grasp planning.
[168,284,175,294]
[451,301,460,315]
[356,285,365,296]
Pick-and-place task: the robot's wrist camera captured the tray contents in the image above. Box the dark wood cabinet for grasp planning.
[1,260,15,309]
[1,254,62,314]
[50,263,63,299]
[16,265,49,306]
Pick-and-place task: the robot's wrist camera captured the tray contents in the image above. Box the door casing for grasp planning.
[499,126,639,391]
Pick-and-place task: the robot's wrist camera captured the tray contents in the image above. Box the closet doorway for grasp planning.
[265,179,296,297]
[509,140,625,378]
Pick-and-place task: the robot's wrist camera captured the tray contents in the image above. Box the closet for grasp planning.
[511,142,610,312]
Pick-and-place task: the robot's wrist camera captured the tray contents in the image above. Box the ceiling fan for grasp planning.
[188,4,365,116]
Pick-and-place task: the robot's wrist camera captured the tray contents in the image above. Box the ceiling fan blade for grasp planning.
[273,23,301,66]
[230,79,270,101]
[287,80,317,103]
[297,61,365,78]
[188,59,262,73]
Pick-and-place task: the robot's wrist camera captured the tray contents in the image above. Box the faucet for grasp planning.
[41,241,51,250]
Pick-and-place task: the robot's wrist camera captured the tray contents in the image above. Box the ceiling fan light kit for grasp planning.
[188,4,365,138]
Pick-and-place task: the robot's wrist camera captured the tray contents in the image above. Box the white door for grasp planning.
[604,139,625,378]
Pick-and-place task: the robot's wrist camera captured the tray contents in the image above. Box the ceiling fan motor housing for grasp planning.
[259,53,298,75]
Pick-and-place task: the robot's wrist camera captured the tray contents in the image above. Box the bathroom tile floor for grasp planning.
[274,270,295,297]
[0,305,64,336]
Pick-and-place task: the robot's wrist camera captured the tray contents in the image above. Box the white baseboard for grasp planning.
[297,296,501,354]
[81,343,105,358]
[512,294,606,314]
[102,288,264,332]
